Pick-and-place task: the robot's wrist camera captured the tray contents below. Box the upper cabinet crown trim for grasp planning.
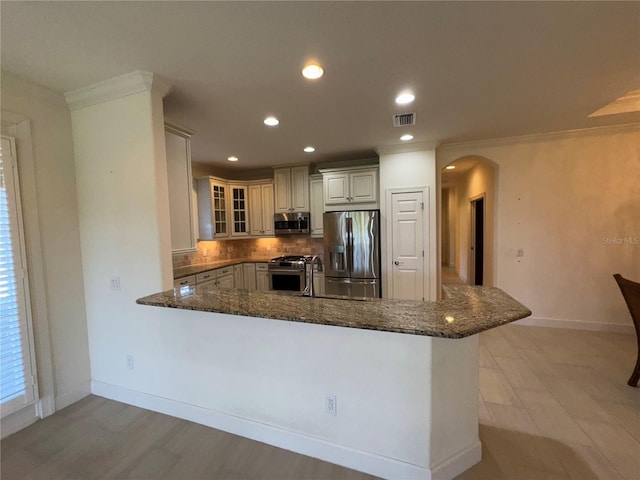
[65,70,173,111]
[317,164,378,174]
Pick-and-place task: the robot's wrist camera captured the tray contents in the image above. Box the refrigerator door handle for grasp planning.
[346,216,353,275]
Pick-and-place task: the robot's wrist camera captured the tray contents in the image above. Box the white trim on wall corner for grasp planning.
[431,441,481,480]
[54,382,91,411]
[1,112,57,419]
[64,71,173,111]
[37,395,55,418]
[90,380,431,480]
[516,316,634,335]
[376,140,440,156]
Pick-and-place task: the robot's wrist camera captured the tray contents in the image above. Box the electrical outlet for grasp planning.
[515,248,524,258]
[126,355,134,370]
[110,276,121,291]
[325,394,337,415]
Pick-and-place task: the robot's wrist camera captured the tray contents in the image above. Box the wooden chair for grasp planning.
[613,274,640,387]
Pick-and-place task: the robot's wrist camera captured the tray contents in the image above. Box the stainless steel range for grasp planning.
[268,255,310,292]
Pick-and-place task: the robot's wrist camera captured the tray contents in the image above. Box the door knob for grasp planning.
[394,261,400,266]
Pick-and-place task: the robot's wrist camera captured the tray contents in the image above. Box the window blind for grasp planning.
[0,136,35,416]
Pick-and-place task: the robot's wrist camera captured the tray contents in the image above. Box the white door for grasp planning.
[389,191,425,301]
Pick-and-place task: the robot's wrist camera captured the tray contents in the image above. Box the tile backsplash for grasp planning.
[172,237,324,269]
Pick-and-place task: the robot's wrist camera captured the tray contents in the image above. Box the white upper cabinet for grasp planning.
[309,174,324,238]
[229,184,249,237]
[321,166,379,209]
[248,181,275,236]
[196,176,229,240]
[165,124,197,253]
[274,165,309,213]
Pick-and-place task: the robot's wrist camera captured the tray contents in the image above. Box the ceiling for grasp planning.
[2,1,639,170]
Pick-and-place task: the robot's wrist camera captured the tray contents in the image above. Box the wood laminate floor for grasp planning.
[1,324,639,480]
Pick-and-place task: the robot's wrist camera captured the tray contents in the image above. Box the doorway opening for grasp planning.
[469,194,485,286]
[440,156,497,286]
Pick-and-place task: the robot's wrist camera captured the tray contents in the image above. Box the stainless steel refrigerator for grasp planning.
[323,210,381,298]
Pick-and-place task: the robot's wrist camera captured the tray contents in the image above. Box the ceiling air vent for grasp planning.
[393,112,416,127]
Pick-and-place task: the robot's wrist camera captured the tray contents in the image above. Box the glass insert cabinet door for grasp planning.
[230,185,248,236]
[212,183,226,235]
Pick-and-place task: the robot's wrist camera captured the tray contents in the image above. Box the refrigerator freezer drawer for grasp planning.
[325,277,380,298]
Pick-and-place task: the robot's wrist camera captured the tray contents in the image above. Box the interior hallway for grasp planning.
[1,324,638,480]
[442,266,467,285]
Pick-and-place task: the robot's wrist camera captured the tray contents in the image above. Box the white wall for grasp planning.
[379,148,438,300]
[92,306,480,479]
[438,126,640,330]
[0,72,91,410]
[70,84,173,392]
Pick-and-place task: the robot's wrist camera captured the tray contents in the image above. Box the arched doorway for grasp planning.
[441,156,498,286]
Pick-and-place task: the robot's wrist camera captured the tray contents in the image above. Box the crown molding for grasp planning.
[438,123,640,152]
[64,70,173,111]
[165,120,196,137]
[375,140,440,156]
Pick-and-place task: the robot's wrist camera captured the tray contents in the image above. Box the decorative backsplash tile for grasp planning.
[172,237,324,269]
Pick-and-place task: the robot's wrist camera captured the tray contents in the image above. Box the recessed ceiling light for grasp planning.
[445,165,456,170]
[227,156,239,162]
[400,134,414,141]
[264,116,279,126]
[302,64,324,79]
[304,146,315,153]
[395,92,415,105]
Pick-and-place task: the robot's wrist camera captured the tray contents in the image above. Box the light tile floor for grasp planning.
[1,324,638,479]
[459,324,640,480]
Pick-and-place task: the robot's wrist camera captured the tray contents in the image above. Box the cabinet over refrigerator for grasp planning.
[323,210,381,298]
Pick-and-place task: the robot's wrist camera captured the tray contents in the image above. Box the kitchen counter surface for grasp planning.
[136,284,531,339]
[174,257,274,279]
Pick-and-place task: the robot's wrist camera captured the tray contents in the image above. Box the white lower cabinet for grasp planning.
[193,266,234,288]
[233,264,243,288]
[243,263,257,290]
[173,275,196,288]
[216,272,234,288]
[195,270,216,287]
[256,263,270,292]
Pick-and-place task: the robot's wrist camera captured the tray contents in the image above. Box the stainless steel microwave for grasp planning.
[274,212,310,235]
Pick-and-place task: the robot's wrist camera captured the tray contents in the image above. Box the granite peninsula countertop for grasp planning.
[174,257,274,279]
[136,285,531,339]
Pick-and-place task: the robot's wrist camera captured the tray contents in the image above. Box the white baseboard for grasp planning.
[37,394,55,418]
[92,380,461,480]
[55,381,91,411]
[516,316,634,334]
[1,403,38,439]
[431,441,481,480]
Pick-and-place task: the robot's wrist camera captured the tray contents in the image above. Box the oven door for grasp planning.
[268,269,305,292]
